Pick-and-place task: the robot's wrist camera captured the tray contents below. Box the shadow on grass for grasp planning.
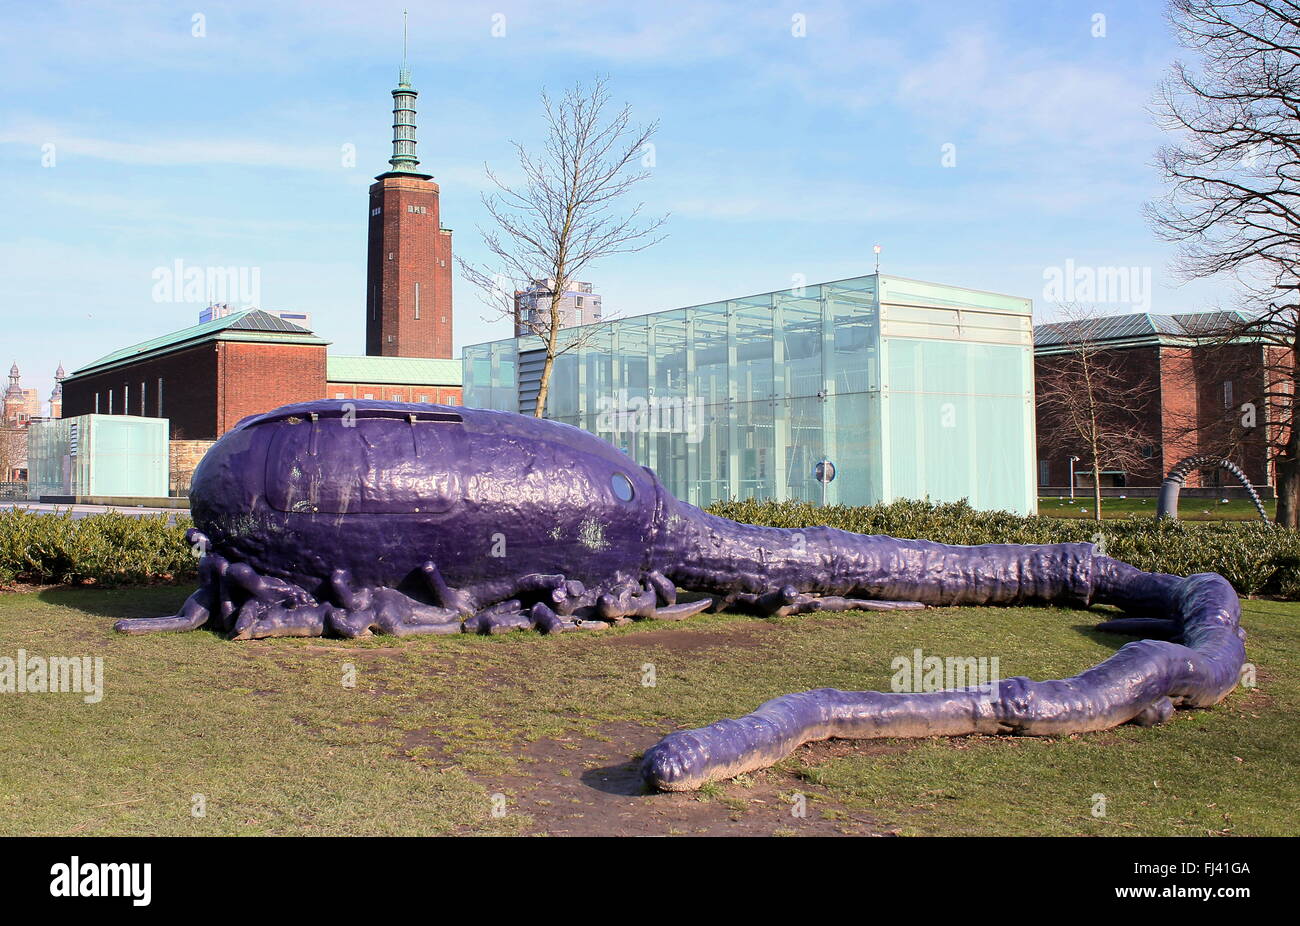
[36,583,191,619]
[581,760,651,796]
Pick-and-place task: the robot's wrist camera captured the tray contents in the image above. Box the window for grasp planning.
[1223,381,1234,409]
[124,384,129,414]
[108,390,113,414]
[418,395,428,403]
[611,472,635,502]
[364,393,374,399]
[334,393,345,399]
[140,382,146,415]
[1038,459,1049,486]
[414,281,420,319]
[94,392,100,413]
[158,378,164,417]
[392,394,401,401]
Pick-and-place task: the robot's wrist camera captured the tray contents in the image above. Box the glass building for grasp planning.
[463,274,1036,514]
[27,414,170,500]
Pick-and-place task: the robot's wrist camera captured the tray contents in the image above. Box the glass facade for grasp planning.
[27,414,170,499]
[463,274,1035,514]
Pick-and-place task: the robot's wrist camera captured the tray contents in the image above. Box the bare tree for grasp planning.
[1147,0,1300,526]
[1037,306,1159,520]
[0,427,26,484]
[458,77,667,417]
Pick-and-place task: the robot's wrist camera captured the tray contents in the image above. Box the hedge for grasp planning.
[707,498,1300,600]
[1,500,1296,600]
[0,508,196,588]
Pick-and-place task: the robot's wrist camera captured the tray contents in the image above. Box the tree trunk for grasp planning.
[1276,417,1300,529]
[1092,462,1103,522]
[532,290,565,418]
[1276,342,1300,528]
[533,357,553,419]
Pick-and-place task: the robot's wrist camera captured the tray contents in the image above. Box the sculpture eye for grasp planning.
[611,472,635,502]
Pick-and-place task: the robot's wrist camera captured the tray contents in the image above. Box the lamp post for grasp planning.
[1068,455,1080,500]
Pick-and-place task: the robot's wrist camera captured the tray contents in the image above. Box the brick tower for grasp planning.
[365,30,453,359]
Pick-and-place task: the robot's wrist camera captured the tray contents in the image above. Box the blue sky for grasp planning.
[0,0,1232,406]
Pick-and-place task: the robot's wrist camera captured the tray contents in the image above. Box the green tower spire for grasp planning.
[384,9,429,178]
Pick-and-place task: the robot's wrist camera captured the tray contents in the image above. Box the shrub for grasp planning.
[706,498,1300,599]
[0,508,196,588]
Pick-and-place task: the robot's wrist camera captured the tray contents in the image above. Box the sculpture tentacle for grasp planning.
[643,561,1245,792]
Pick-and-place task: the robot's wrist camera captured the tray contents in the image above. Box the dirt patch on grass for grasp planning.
[479,721,892,836]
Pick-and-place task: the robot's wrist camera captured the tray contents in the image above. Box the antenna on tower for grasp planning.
[873,243,882,274]
[398,9,411,88]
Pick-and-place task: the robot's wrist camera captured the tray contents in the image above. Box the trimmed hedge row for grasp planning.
[707,498,1300,600]
[1,500,1296,599]
[0,508,196,588]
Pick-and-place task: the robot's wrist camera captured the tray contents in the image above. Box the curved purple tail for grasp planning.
[642,550,1245,791]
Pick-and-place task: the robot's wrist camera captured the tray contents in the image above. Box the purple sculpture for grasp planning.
[117,401,1247,791]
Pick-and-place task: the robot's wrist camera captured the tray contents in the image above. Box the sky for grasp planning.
[0,0,1236,408]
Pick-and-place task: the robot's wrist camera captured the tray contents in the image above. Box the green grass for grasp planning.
[1038,496,1274,521]
[0,585,1295,836]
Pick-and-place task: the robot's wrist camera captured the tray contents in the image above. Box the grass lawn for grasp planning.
[1038,496,1275,521]
[0,584,1295,836]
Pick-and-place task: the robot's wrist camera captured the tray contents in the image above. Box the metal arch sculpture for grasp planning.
[1156,454,1269,522]
[116,401,1247,792]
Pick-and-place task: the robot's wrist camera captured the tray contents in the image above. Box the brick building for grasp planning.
[2,362,64,483]
[1034,311,1275,492]
[365,61,453,358]
[61,310,331,440]
[53,52,462,499]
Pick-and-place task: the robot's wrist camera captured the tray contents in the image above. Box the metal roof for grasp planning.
[1034,310,1255,350]
[70,309,328,378]
[327,354,462,386]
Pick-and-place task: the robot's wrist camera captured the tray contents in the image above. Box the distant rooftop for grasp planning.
[327,354,461,386]
[1034,310,1255,352]
[70,309,329,378]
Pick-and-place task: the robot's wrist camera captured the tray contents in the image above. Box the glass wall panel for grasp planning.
[734,300,775,405]
[691,305,729,407]
[825,392,883,506]
[650,310,688,400]
[883,337,1033,514]
[826,282,879,395]
[461,273,1033,514]
[775,291,823,400]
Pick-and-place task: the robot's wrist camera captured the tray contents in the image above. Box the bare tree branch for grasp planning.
[1037,304,1161,520]
[1147,0,1300,526]
[457,77,668,416]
